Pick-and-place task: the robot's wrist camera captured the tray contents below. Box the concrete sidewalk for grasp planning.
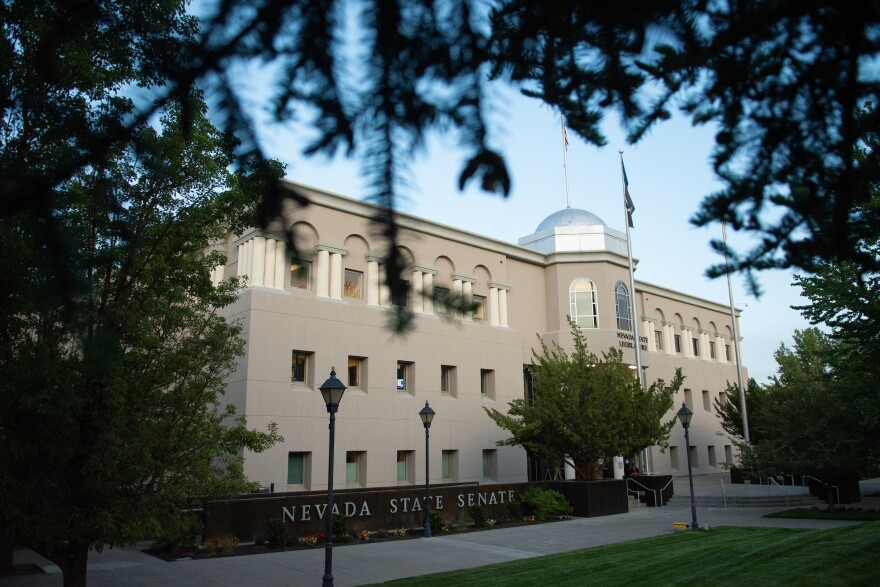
[4,476,877,587]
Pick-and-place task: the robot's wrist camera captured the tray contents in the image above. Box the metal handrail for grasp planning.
[720,477,727,509]
[765,476,789,506]
[802,475,840,506]
[626,478,659,508]
[626,488,642,509]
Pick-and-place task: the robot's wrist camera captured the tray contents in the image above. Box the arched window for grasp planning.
[570,278,598,329]
[615,281,632,332]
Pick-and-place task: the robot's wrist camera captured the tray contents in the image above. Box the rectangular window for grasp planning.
[291,350,313,385]
[391,280,410,308]
[344,269,363,299]
[348,356,366,390]
[718,391,727,405]
[442,450,457,481]
[709,341,716,359]
[397,361,414,393]
[482,449,497,479]
[692,337,700,356]
[290,259,312,289]
[472,295,486,320]
[434,286,450,315]
[674,334,682,353]
[670,446,680,470]
[397,450,413,482]
[702,389,711,411]
[480,368,495,399]
[725,344,731,361]
[346,451,364,485]
[725,445,733,464]
[654,330,662,350]
[708,445,717,467]
[440,365,457,396]
[684,388,693,408]
[523,366,535,403]
[689,445,699,467]
[287,452,308,486]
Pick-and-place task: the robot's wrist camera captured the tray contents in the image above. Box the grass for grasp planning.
[766,508,880,521]
[370,522,880,586]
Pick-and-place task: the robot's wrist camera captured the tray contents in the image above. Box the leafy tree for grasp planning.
[713,377,767,445]
[485,318,681,481]
[5,1,880,309]
[0,93,282,586]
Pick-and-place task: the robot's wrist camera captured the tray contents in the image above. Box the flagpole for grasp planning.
[722,221,750,443]
[562,118,571,208]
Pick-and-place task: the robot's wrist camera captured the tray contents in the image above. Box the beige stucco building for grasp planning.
[215,181,745,492]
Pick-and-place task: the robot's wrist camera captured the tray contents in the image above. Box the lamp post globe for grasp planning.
[676,402,698,531]
[419,401,435,537]
[320,368,346,587]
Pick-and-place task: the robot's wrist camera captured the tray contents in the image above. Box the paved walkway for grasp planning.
[4,476,878,586]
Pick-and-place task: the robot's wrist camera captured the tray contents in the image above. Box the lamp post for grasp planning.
[676,402,698,531]
[419,401,435,537]
[320,368,346,587]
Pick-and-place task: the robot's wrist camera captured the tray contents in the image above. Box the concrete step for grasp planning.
[670,494,826,508]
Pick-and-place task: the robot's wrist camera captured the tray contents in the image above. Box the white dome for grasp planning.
[535,208,606,233]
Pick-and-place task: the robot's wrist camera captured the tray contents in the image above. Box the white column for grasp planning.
[329,252,342,299]
[645,320,656,352]
[379,264,390,306]
[683,328,694,358]
[411,270,424,313]
[263,238,276,288]
[241,240,252,281]
[422,272,434,315]
[367,260,380,306]
[236,244,245,277]
[716,334,727,364]
[251,236,266,287]
[316,249,330,298]
[462,281,473,322]
[452,279,463,319]
[488,287,499,326]
[701,331,712,361]
[273,239,286,289]
[499,288,508,327]
[663,323,675,355]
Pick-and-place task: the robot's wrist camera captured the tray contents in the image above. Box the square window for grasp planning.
[441,365,457,397]
[396,450,413,482]
[347,356,367,390]
[674,334,682,353]
[670,446,680,470]
[344,269,363,299]
[724,445,733,464]
[719,391,727,405]
[472,295,486,320]
[442,450,457,481]
[725,344,731,361]
[689,445,699,467]
[290,259,312,289]
[692,337,700,356]
[654,330,662,350]
[397,361,414,393]
[287,452,308,486]
[434,286,450,315]
[291,350,313,386]
[684,388,693,408]
[482,449,497,479]
[346,451,364,485]
[708,445,717,467]
[480,369,495,399]
[702,389,711,411]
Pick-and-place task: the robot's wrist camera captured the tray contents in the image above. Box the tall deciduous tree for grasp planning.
[0,93,282,586]
[485,318,681,481]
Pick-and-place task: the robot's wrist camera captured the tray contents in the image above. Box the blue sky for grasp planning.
[239,70,810,382]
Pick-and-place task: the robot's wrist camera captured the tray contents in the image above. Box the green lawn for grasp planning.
[372,522,880,586]
[766,508,880,521]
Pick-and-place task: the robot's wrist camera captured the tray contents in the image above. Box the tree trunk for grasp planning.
[39,541,90,587]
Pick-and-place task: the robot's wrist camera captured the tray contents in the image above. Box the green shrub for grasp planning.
[456,520,469,532]
[266,518,289,549]
[518,487,573,521]
[332,513,347,539]
[153,514,203,555]
[430,510,444,534]
[505,500,523,521]
[469,504,488,527]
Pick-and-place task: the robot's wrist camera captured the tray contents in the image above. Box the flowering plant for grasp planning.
[390,528,408,537]
[486,519,496,528]
[522,515,536,523]
[298,535,320,548]
[356,530,371,541]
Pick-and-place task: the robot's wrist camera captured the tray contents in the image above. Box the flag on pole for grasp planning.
[562,123,569,150]
[621,158,635,228]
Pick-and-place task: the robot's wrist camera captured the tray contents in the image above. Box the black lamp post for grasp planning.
[419,401,435,537]
[320,368,346,587]
[676,402,698,531]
